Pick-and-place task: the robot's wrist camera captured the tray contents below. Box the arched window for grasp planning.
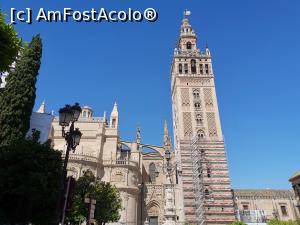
[82,111,87,117]
[193,90,200,99]
[194,102,201,111]
[200,64,203,75]
[149,163,156,183]
[205,64,209,74]
[191,59,197,74]
[197,129,205,139]
[205,189,210,199]
[196,114,203,125]
[184,64,188,74]
[186,42,192,49]
[178,64,182,74]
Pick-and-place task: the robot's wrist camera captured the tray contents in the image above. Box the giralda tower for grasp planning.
[170,13,236,225]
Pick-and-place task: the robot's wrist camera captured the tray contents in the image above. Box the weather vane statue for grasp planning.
[183,9,191,18]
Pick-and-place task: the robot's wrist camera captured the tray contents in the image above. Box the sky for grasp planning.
[1,0,300,189]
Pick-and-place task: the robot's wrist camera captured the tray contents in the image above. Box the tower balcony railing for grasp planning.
[62,152,98,164]
[102,157,139,167]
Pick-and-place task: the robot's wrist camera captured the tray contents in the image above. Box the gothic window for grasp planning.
[194,102,201,111]
[193,90,200,99]
[191,59,197,74]
[200,64,203,75]
[178,64,182,74]
[196,114,203,125]
[184,64,188,74]
[205,64,209,74]
[204,189,210,199]
[186,42,192,49]
[149,216,158,225]
[149,163,156,183]
[197,129,205,139]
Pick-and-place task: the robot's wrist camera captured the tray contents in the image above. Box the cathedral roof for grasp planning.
[233,189,295,199]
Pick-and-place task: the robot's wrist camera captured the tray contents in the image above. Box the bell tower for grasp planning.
[171,12,235,224]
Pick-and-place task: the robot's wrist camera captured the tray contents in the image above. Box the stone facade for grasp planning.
[233,189,300,223]
[51,103,184,225]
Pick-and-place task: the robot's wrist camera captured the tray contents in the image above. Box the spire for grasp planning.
[164,120,169,139]
[111,101,118,116]
[205,41,211,56]
[136,127,141,145]
[177,10,198,53]
[163,120,172,150]
[37,101,45,113]
[109,101,119,129]
[180,10,196,38]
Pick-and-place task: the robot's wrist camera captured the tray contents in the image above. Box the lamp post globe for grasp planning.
[72,128,82,147]
[58,105,73,127]
[56,103,82,225]
[71,103,82,121]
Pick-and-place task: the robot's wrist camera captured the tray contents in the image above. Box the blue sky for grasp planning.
[2,0,300,189]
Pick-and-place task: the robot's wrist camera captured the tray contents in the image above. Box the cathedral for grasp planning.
[50,13,235,225]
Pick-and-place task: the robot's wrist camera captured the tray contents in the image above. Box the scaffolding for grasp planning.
[191,135,206,225]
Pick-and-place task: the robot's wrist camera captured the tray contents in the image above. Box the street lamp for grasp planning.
[57,103,82,225]
[163,148,177,225]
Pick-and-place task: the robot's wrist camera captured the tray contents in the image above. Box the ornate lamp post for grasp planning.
[57,103,82,224]
[163,148,177,225]
[154,149,177,225]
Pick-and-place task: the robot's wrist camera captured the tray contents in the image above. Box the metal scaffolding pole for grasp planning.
[191,135,205,225]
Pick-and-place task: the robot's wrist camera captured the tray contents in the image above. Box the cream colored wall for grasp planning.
[235,197,300,221]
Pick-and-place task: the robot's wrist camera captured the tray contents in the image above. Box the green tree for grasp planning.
[94,182,122,225]
[268,219,297,225]
[0,138,63,225]
[0,34,42,146]
[66,170,96,224]
[66,171,122,225]
[0,10,22,72]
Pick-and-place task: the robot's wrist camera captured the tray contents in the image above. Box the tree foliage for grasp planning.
[0,35,42,146]
[0,138,63,225]
[66,170,122,225]
[94,181,122,225]
[66,170,95,224]
[268,219,298,225]
[0,10,22,72]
